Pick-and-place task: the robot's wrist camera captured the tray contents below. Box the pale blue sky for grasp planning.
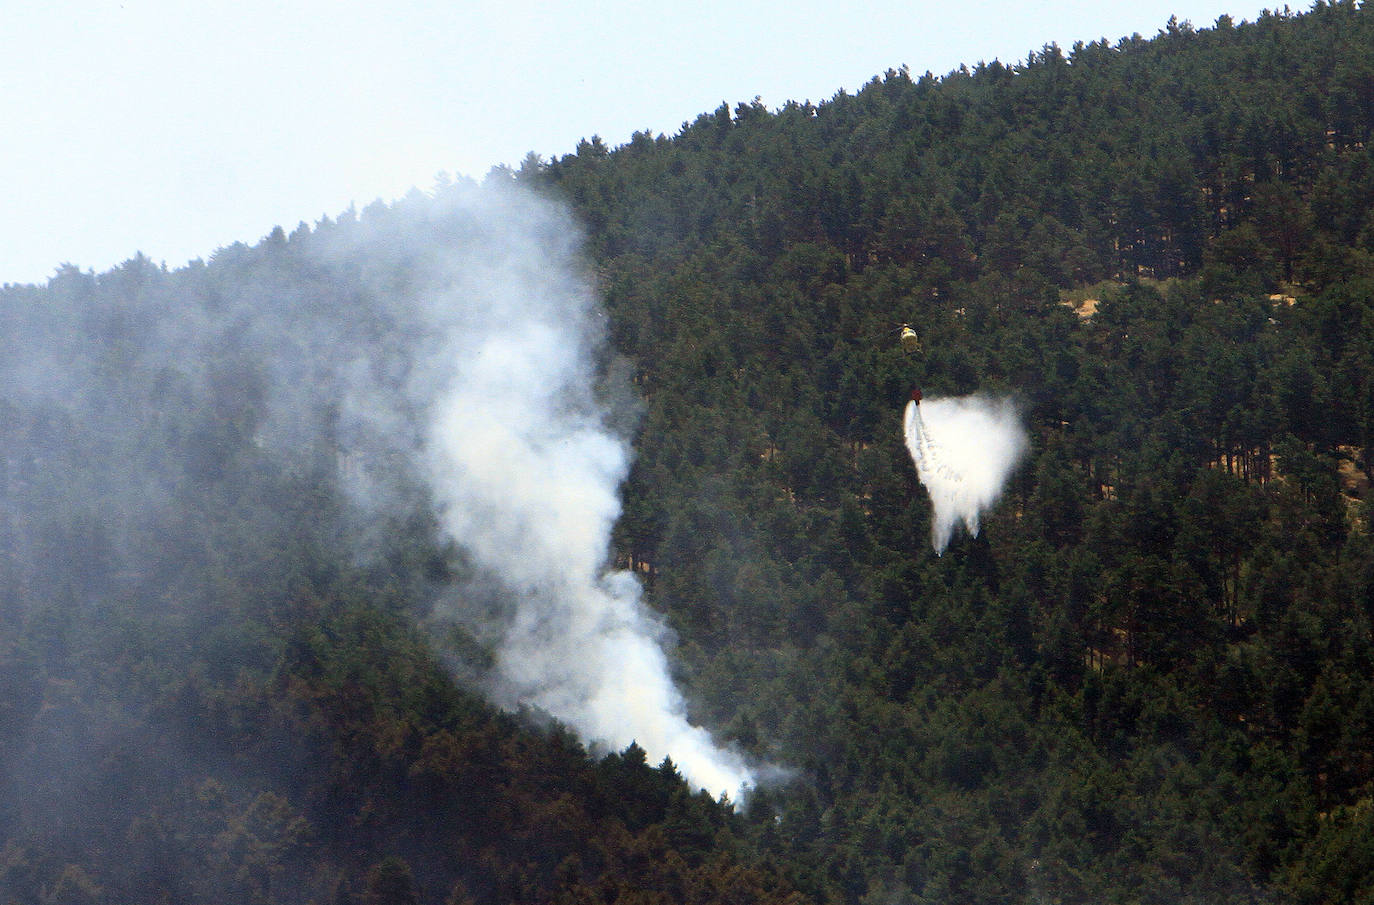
[2,0,1277,285]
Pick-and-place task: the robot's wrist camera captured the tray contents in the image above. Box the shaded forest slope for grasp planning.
[3,3,1374,905]
[524,3,1374,902]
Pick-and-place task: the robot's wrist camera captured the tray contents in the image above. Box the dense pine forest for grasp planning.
[5,3,1374,903]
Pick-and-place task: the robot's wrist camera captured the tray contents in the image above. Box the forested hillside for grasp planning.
[4,2,1374,904]
[531,3,1374,901]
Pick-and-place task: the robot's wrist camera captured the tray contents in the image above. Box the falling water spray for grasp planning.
[903,393,1027,553]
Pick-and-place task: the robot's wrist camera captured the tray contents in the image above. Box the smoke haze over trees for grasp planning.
[6,2,1374,903]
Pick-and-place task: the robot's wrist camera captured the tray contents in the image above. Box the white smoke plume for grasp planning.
[0,178,755,800]
[363,183,756,798]
[903,394,1028,553]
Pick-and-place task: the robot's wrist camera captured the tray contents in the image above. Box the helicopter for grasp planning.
[897,323,922,355]
[896,324,924,406]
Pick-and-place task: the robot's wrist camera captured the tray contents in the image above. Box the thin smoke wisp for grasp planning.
[903,394,1027,553]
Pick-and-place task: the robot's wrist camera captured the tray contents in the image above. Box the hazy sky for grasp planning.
[2,0,1276,285]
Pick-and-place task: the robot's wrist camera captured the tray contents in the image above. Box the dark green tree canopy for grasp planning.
[4,5,1374,904]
